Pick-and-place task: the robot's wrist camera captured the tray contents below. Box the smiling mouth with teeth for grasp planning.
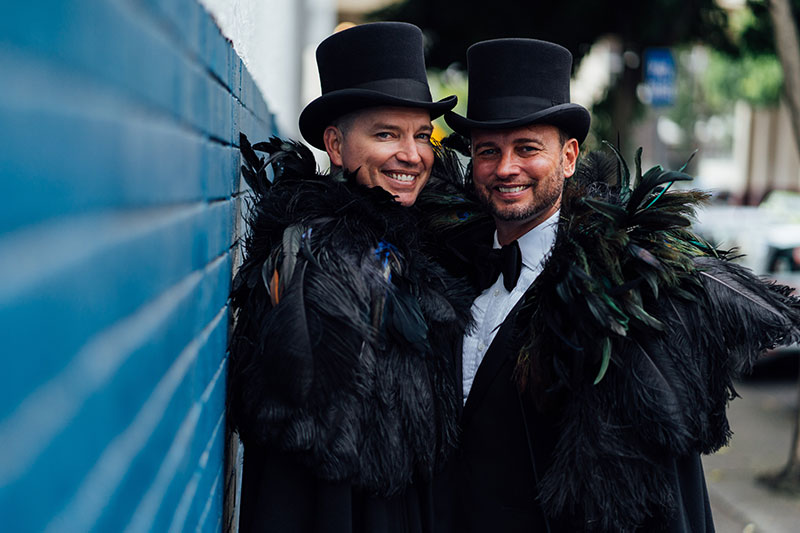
[385,172,416,182]
[496,185,528,193]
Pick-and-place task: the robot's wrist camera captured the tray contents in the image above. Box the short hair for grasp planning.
[329,110,361,138]
[557,127,569,147]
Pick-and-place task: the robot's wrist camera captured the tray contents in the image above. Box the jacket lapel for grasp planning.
[454,335,464,419]
[460,297,525,427]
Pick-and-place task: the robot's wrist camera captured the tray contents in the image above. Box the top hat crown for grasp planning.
[299,22,457,149]
[445,38,590,143]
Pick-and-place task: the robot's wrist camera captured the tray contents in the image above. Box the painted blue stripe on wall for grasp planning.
[125,361,227,533]
[0,48,259,232]
[187,439,226,532]
[2,258,230,533]
[138,0,233,95]
[84,317,228,533]
[197,465,225,532]
[0,1,268,145]
[0,0,275,530]
[40,309,228,533]
[0,2,213,140]
[0,201,234,419]
[167,412,226,533]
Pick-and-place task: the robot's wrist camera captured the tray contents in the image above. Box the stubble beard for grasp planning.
[476,161,565,222]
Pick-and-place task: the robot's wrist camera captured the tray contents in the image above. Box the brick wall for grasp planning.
[0,1,272,531]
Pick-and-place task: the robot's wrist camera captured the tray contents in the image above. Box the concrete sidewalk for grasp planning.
[703,376,800,533]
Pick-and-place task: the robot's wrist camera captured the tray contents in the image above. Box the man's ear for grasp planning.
[323,126,344,167]
[562,138,579,178]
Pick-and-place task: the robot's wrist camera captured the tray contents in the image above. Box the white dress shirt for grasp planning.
[462,211,560,404]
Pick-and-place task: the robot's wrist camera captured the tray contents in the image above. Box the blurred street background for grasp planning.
[2,0,799,532]
[705,352,800,533]
[239,1,800,527]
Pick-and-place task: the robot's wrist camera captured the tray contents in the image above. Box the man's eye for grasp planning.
[416,133,431,141]
[519,145,538,153]
[476,148,497,156]
[376,132,393,139]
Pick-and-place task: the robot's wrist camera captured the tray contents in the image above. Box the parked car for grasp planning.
[693,190,800,282]
[761,191,800,276]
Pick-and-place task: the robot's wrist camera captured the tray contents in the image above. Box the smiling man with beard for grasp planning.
[470,124,576,243]
[442,37,800,532]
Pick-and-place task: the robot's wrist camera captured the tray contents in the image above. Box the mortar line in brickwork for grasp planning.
[114,0,273,134]
[41,303,228,533]
[0,268,205,488]
[119,0,271,126]
[206,134,234,147]
[0,203,208,303]
[123,356,228,533]
[167,411,225,533]
[2,47,213,139]
[237,104,273,133]
[0,252,228,482]
[206,196,233,205]
[196,463,224,532]
[115,0,233,95]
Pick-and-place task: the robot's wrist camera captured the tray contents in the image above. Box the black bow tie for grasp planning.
[477,240,522,291]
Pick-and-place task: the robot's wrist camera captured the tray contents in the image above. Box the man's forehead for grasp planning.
[352,106,433,127]
[471,123,558,145]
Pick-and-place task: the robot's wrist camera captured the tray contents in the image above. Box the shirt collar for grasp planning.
[493,210,560,270]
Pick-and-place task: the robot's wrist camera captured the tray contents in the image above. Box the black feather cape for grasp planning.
[228,135,472,498]
[431,144,800,532]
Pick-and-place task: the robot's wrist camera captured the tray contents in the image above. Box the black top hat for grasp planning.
[299,22,457,150]
[445,38,590,143]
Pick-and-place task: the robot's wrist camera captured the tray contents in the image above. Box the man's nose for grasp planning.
[396,137,423,165]
[495,151,519,179]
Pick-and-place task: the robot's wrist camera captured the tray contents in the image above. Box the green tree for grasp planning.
[701,0,800,110]
[765,0,800,152]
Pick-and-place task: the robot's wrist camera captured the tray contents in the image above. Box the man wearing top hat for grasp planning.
[441,38,800,532]
[227,22,472,533]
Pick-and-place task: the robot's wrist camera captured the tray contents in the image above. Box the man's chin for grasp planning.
[395,195,417,207]
[491,203,544,222]
[389,189,418,207]
[386,181,427,206]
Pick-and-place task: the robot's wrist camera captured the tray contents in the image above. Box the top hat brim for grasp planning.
[299,90,458,150]
[444,103,590,144]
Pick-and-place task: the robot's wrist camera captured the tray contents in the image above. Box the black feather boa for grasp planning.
[515,149,800,531]
[228,136,473,497]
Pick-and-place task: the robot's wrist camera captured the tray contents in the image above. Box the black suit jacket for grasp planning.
[454,301,716,533]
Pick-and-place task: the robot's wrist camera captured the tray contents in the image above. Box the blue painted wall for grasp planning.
[0,1,273,531]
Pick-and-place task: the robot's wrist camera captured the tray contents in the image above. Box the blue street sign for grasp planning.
[644,48,676,107]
